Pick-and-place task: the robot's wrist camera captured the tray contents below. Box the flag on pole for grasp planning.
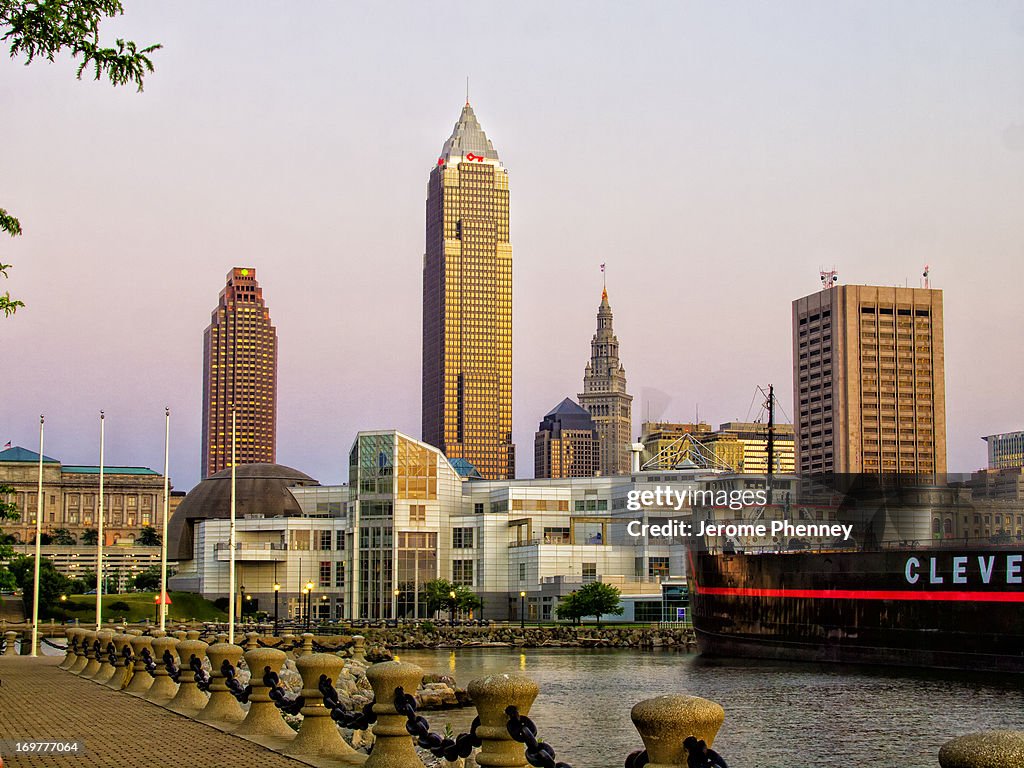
[600,263,605,272]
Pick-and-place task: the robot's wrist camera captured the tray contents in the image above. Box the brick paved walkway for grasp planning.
[0,656,308,768]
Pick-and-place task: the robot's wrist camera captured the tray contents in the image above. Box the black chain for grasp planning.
[162,649,180,683]
[141,647,157,676]
[190,655,211,691]
[122,645,134,667]
[318,674,377,730]
[682,736,727,768]
[625,749,649,768]
[395,686,481,761]
[42,638,68,651]
[107,642,118,667]
[505,706,571,768]
[264,669,305,715]
[221,659,252,703]
[312,641,348,653]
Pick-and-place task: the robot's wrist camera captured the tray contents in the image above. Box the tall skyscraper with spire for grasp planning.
[422,101,515,480]
[202,267,278,478]
[578,285,633,476]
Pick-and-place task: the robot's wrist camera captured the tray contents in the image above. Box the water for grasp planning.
[395,648,1024,768]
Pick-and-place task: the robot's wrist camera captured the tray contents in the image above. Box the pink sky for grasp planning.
[2,2,1022,489]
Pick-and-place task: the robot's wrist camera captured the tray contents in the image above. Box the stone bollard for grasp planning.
[104,634,134,690]
[197,634,246,725]
[59,629,79,669]
[235,648,296,744]
[468,673,538,768]
[939,731,1024,768]
[630,694,725,768]
[167,637,210,715]
[296,632,315,658]
[350,634,366,662]
[286,653,363,763]
[80,631,106,679]
[69,630,93,674]
[145,635,180,703]
[3,630,18,656]
[362,661,424,768]
[124,634,155,695]
[244,631,260,652]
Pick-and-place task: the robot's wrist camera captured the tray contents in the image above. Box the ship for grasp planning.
[685,388,1024,673]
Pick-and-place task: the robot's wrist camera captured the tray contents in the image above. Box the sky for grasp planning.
[2,1,1023,491]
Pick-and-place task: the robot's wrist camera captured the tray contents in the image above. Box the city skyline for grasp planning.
[3,3,1022,489]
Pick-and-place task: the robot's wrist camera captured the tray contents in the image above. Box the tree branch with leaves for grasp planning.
[1,1,160,316]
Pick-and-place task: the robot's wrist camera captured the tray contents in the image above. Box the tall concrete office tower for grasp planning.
[202,267,278,478]
[578,287,633,476]
[422,101,515,480]
[792,282,946,474]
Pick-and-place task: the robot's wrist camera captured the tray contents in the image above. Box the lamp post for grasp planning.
[240,584,246,623]
[321,594,328,623]
[449,590,457,624]
[273,582,280,636]
[301,587,308,630]
[305,580,314,632]
[519,591,526,629]
[393,588,401,622]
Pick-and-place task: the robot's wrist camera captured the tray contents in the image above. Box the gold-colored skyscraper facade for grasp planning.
[202,267,278,478]
[792,284,946,474]
[422,102,515,480]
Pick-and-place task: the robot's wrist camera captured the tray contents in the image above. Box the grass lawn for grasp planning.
[54,592,227,623]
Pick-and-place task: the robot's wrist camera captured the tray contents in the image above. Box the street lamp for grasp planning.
[272,583,280,636]
[519,591,526,629]
[301,587,309,630]
[393,588,401,621]
[240,584,246,624]
[449,590,457,624]
[321,594,328,623]
[305,580,314,632]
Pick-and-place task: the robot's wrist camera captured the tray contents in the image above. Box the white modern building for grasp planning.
[171,430,774,622]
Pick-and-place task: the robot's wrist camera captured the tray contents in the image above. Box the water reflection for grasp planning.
[398,648,1024,768]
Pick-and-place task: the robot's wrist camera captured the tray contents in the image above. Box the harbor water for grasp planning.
[395,648,1024,768]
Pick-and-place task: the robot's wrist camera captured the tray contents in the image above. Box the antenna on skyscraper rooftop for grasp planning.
[922,264,931,289]
[819,268,839,289]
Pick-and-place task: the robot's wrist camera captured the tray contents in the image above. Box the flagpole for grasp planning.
[30,415,44,658]
[95,411,105,631]
[228,409,237,644]
[159,407,170,631]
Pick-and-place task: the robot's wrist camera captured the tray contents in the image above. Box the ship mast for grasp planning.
[766,384,775,506]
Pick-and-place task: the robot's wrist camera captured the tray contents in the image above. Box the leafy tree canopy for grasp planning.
[564,581,624,626]
[137,525,160,546]
[80,528,98,545]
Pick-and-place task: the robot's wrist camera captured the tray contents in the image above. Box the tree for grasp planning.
[80,528,98,545]
[1,1,161,315]
[0,483,19,590]
[50,527,75,545]
[454,585,483,618]
[137,525,160,546]
[9,554,72,613]
[132,566,160,591]
[555,591,584,625]
[572,581,624,627]
[422,578,456,619]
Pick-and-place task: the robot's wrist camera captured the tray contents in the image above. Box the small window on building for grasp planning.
[582,563,597,583]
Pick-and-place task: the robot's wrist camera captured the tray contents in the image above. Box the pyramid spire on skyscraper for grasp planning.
[439,102,501,164]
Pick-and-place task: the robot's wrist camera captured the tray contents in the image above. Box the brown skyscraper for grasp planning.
[422,102,514,480]
[792,283,946,474]
[202,267,278,478]
[534,398,601,479]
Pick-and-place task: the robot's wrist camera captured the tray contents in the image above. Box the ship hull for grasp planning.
[689,548,1024,673]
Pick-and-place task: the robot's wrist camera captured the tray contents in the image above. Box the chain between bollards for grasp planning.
[264,668,305,715]
[141,647,157,676]
[318,674,377,729]
[221,658,252,703]
[162,649,181,683]
[395,685,482,761]
[505,706,571,768]
[190,654,211,692]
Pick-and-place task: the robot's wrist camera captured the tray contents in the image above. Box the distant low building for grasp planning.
[982,431,1024,470]
[639,421,794,473]
[534,398,600,479]
[0,445,175,547]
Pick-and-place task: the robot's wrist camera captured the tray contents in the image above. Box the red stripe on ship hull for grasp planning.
[695,586,1024,602]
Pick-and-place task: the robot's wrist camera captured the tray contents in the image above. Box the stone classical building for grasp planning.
[422,101,515,480]
[534,398,600,479]
[578,287,633,476]
[0,445,173,546]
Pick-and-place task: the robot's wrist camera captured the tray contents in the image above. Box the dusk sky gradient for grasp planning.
[2,1,1023,491]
